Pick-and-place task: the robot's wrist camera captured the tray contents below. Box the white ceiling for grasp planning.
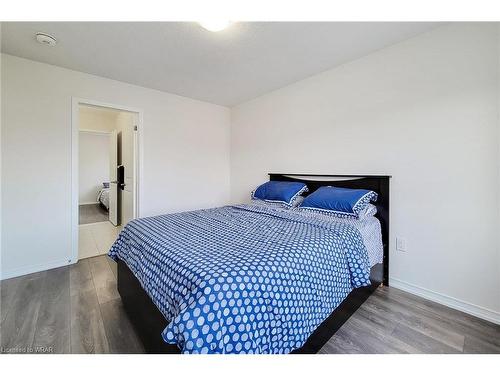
[1,22,442,106]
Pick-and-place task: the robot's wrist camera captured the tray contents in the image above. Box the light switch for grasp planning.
[396,237,407,252]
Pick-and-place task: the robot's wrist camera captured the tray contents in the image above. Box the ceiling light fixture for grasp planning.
[198,20,232,32]
[36,32,57,46]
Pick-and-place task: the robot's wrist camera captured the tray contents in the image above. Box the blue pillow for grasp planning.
[299,186,377,218]
[252,181,308,207]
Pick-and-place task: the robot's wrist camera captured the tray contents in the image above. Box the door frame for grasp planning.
[71,97,143,264]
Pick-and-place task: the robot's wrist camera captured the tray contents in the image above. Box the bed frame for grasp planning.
[117,173,390,354]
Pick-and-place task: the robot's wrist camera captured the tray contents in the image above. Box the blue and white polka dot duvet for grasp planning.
[108,204,371,354]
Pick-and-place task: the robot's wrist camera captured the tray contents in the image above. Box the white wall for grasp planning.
[1,24,499,323]
[79,131,110,204]
[1,54,230,278]
[231,23,500,321]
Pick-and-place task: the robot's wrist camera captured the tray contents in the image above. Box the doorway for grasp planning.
[71,99,142,262]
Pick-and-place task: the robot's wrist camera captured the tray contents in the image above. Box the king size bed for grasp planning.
[109,174,390,354]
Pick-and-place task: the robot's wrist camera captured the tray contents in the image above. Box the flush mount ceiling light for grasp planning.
[198,20,232,32]
[35,32,57,46]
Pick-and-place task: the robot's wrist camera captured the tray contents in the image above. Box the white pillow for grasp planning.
[357,203,377,218]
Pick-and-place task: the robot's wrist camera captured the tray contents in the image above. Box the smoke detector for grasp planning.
[36,32,57,46]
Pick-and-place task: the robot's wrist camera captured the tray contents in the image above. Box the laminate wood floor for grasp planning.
[1,255,499,354]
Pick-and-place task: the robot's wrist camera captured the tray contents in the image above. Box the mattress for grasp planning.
[108,203,371,354]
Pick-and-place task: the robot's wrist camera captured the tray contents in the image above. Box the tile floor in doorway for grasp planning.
[79,222,121,259]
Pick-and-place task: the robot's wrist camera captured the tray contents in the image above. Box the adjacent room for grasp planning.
[0,20,499,358]
[77,103,138,260]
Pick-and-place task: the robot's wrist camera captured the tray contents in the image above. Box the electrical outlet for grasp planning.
[396,237,407,252]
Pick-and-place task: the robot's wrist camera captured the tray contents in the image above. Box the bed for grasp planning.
[110,174,390,354]
[97,186,110,210]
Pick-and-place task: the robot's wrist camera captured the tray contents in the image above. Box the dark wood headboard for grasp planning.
[268,173,391,286]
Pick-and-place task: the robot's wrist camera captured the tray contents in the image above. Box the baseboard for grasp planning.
[79,221,113,228]
[0,258,76,281]
[389,277,500,325]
